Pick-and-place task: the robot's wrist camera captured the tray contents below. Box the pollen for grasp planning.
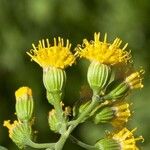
[76,32,132,65]
[27,37,76,69]
[15,87,32,99]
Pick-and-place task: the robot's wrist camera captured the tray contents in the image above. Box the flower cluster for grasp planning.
[76,33,144,149]
[3,33,144,150]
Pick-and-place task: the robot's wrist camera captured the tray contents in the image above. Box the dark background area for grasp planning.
[0,0,150,149]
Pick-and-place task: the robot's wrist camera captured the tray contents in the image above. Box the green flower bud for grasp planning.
[43,67,66,93]
[93,102,131,127]
[15,87,34,122]
[3,120,32,149]
[94,107,114,124]
[104,80,129,100]
[48,105,70,133]
[95,138,120,150]
[104,70,144,101]
[87,61,111,93]
[48,109,60,133]
[79,101,91,114]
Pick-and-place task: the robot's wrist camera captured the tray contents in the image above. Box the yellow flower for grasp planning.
[111,102,131,127]
[76,32,131,65]
[15,87,34,122]
[125,69,144,89]
[27,37,76,69]
[15,87,32,99]
[112,128,144,150]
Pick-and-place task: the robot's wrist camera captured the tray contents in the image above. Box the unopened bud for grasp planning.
[15,87,34,122]
[94,107,114,124]
[104,69,144,100]
[95,138,120,150]
[48,109,59,133]
[104,80,129,100]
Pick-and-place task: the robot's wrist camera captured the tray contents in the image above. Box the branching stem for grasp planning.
[55,93,101,150]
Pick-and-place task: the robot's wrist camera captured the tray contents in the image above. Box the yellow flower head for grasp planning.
[111,102,131,127]
[3,120,20,138]
[27,37,76,69]
[15,87,32,99]
[125,69,144,89]
[111,128,144,150]
[76,32,131,65]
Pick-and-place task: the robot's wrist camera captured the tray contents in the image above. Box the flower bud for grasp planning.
[87,61,111,93]
[15,87,34,122]
[94,107,114,124]
[77,101,91,122]
[43,67,66,93]
[104,80,129,100]
[94,102,131,127]
[48,109,60,133]
[3,120,32,149]
[95,138,120,150]
[79,101,91,114]
[104,70,144,100]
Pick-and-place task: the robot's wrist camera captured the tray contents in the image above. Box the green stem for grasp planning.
[55,132,69,150]
[48,92,67,134]
[25,139,55,149]
[0,146,8,150]
[69,135,96,150]
[72,94,100,128]
[55,93,101,150]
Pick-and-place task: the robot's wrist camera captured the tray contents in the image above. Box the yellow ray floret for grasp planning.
[15,87,32,99]
[27,37,76,69]
[111,128,144,150]
[3,120,20,138]
[111,102,131,127]
[76,32,131,65]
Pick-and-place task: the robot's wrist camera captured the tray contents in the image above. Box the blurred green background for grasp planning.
[0,0,150,149]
